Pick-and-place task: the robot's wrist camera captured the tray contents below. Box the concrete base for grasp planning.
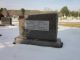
[13,36,63,48]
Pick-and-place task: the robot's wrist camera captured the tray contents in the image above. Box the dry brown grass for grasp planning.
[59,22,80,27]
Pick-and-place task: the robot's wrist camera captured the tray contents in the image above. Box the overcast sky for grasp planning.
[0,0,80,11]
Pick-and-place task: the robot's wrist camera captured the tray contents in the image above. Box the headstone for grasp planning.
[1,17,12,25]
[26,13,57,42]
[14,13,63,48]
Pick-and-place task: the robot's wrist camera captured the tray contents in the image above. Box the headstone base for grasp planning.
[13,36,63,48]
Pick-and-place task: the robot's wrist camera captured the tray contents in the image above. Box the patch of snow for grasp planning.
[59,19,80,23]
[0,42,14,49]
[0,25,80,60]
[0,43,5,48]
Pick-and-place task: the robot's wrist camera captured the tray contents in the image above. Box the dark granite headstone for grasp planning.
[25,13,57,42]
[1,17,12,25]
[14,13,63,48]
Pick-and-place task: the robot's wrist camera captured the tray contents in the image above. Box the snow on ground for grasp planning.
[59,19,80,23]
[0,25,80,60]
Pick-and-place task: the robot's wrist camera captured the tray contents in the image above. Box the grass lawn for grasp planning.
[59,22,80,28]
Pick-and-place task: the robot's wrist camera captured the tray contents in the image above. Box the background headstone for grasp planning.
[1,17,12,25]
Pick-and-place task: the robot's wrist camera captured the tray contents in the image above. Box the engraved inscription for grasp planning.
[25,20,49,31]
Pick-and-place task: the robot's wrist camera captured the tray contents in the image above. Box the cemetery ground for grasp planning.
[59,22,80,27]
[59,19,80,27]
[0,20,80,60]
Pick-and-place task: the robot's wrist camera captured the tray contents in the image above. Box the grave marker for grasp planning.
[14,13,63,48]
[1,17,12,25]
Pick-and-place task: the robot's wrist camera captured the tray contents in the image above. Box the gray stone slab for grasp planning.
[1,17,12,25]
[25,13,58,41]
